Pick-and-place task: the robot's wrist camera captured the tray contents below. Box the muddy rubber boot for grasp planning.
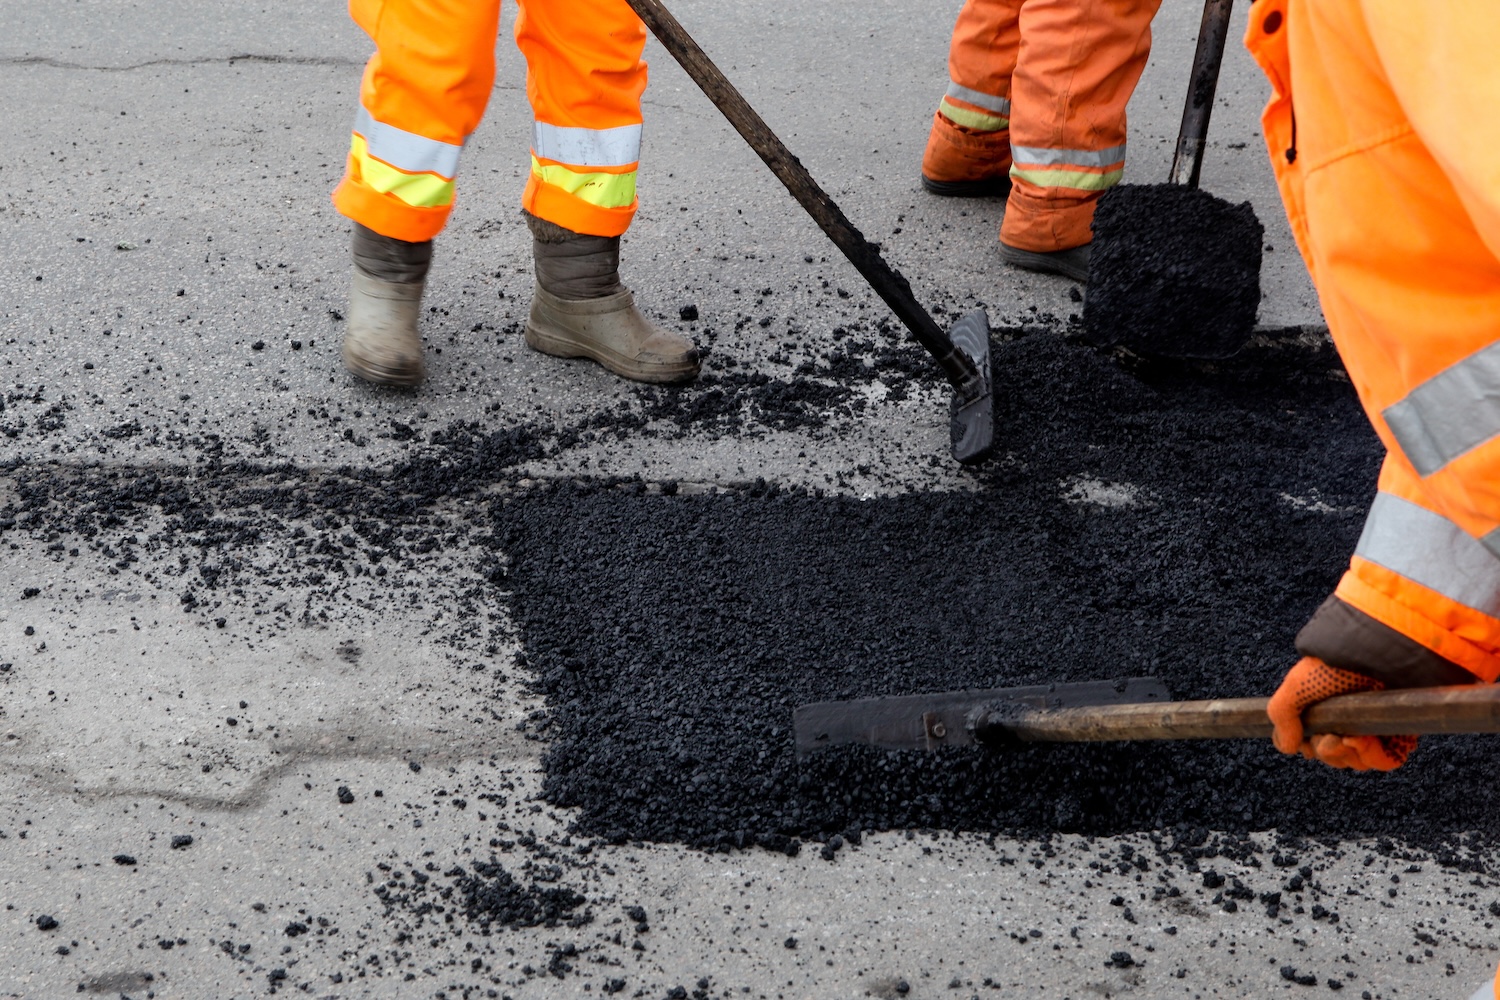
[920,111,1011,198]
[999,241,1091,283]
[523,212,700,384]
[342,223,432,386]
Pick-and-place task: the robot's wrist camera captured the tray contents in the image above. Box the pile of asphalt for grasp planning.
[498,333,1498,851]
[1084,183,1265,359]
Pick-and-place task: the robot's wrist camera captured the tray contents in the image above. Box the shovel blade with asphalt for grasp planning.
[622,0,994,465]
[794,679,1500,758]
[1083,0,1265,360]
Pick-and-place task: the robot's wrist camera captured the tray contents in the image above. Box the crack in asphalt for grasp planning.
[0,52,364,72]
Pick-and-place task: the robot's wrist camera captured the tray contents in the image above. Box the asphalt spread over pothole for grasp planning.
[497,333,1499,852]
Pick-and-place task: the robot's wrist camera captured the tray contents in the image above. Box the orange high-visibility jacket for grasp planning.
[333,0,648,242]
[1247,1,1500,685]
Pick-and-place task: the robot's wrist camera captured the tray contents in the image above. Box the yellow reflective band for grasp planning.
[1008,165,1124,191]
[352,135,454,209]
[530,156,637,209]
[940,97,1008,133]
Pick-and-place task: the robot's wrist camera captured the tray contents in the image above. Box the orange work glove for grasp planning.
[1266,656,1416,771]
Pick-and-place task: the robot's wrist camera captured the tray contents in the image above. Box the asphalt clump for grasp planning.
[1085,183,1264,359]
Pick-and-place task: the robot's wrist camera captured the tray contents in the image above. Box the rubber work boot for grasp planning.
[524,211,700,384]
[999,241,1091,283]
[920,112,1011,198]
[342,223,432,386]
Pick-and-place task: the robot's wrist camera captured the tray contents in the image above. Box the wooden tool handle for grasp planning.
[620,0,980,393]
[991,684,1500,744]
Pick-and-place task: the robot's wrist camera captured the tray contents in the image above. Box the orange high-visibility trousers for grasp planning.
[1247,0,1500,686]
[332,0,648,243]
[926,0,1161,252]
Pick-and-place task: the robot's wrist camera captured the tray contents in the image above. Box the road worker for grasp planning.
[919,0,1163,282]
[332,0,700,387]
[1249,0,1500,791]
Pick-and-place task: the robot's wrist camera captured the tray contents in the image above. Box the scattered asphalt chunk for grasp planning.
[170,835,193,850]
[336,786,354,805]
[285,921,308,938]
[112,854,136,866]
[21,587,39,599]
[35,915,58,931]
[1108,952,1136,969]
[438,860,590,932]
[784,937,797,949]
[1281,965,1318,986]
[679,304,699,321]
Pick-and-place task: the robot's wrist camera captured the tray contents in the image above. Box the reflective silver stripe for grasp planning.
[354,105,463,178]
[1355,491,1500,617]
[1011,143,1128,168]
[1483,525,1500,560]
[1383,341,1500,476]
[531,122,641,168]
[945,81,1010,116]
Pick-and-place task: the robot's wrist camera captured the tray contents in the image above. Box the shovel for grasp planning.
[793,678,1500,758]
[1082,0,1265,359]
[622,0,995,465]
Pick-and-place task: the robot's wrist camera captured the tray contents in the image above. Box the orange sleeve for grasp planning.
[1362,1,1500,261]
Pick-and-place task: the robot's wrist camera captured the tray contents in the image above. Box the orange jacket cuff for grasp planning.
[1335,573,1500,683]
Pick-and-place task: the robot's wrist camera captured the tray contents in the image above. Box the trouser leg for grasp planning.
[331,0,502,241]
[921,0,1022,193]
[515,0,647,237]
[1000,0,1160,253]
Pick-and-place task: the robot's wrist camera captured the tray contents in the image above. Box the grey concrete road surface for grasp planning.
[4,3,1490,1000]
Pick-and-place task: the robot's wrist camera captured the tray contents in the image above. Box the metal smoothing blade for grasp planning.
[946,309,995,465]
[793,678,1171,759]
